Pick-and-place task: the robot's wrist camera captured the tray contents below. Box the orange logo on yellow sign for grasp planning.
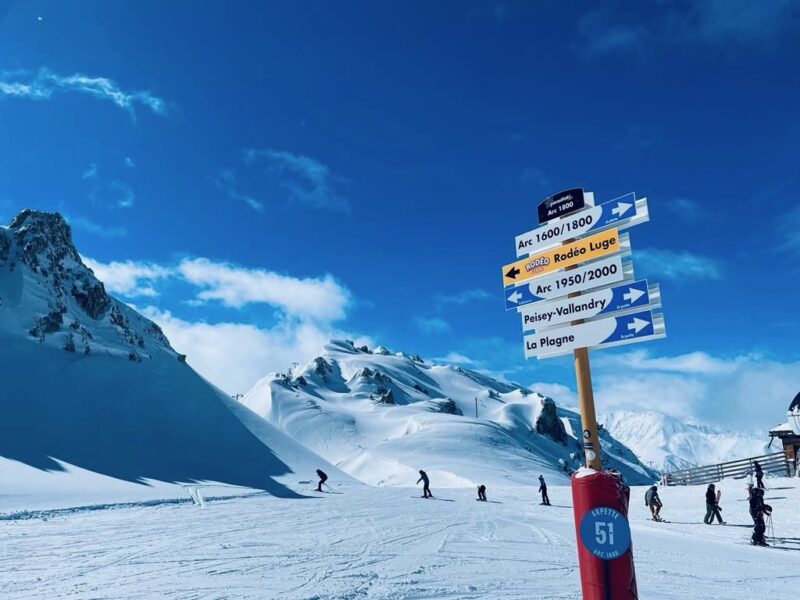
[501,228,621,287]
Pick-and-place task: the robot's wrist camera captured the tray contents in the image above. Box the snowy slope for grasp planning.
[0,210,343,507]
[600,410,769,471]
[241,340,657,487]
[3,477,798,599]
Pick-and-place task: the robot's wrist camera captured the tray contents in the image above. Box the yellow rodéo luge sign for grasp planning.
[501,227,621,287]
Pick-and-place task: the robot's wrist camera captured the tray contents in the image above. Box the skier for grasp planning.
[749,487,772,546]
[477,484,487,502]
[538,475,550,506]
[704,483,724,524]
[315,469,328,492]
[645,485,663,521]
[754,461,765,489]
[417,470,432,498]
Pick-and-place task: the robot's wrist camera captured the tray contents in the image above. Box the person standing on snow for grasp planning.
[704,483,724,524]
[417,470,432,498]
[538,475,551,506]
[754,461,765,489]
[315,469,328,492]
[749,487,772,546]
[645,485,663,521]
[477,484,487,502]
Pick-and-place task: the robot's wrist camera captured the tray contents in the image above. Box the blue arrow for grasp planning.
[601,280,650,314]
[603,310,655,344]
[504,283,543,309]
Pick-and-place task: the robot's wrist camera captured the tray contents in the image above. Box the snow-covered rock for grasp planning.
[600,410,769,471]
[241,339,658,486]
[0,209,343,503]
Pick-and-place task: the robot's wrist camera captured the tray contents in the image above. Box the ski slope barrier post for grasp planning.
[571,469,638,600]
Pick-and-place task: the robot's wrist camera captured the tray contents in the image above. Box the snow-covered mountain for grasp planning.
[240,340,658,486]
[0,209,341,504]
[599,410,769,472]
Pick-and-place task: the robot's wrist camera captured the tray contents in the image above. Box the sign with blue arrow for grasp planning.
[520,280,658,331]
[516,195,648,257]
[524,309,666,358]
[504,255,634,311]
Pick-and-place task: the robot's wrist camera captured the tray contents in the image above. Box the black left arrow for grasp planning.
[505,266,521,279]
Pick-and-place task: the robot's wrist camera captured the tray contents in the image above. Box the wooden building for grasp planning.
[768,391,800,475]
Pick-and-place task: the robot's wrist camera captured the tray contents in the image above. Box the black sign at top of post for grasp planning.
[537,188,586,224]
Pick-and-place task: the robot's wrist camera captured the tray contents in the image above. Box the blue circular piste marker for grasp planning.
[579,506,632,560]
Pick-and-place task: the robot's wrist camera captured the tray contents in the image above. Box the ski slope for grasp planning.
[1,476,797,599]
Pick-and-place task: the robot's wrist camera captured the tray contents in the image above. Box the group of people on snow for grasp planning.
[646,463,776,547]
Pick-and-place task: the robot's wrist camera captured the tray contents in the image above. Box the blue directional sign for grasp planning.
[524,309,665,358]
[520,279,658,332]
[579,506,632,560]
[504,255,634,311]
[516,196,649,257]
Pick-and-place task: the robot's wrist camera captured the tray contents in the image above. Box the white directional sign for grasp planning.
[504,255,634,310]
[520,280,659,331]
[516,195,648,257]
[523,309,666,359]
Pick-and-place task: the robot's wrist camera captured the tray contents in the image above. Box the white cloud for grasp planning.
[412,316,450,334]
[434,351,475,365]
[65,215,127,239]
[528,382,578,408]
[83,258,171,297]
[177,258,350,321]
[244,148,350,213]
[140,308,330,394]
[124,157,135,168]
[82,163,98,180]
[212,169,264,213]
[591,350,800,431]
[636,248,722,280]
[435,288,491,307]
[0,68,167,117]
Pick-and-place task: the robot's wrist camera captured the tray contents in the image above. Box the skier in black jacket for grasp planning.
[538,475,550,505]
[703,483,724,524]
[754,461,765,489]
[645,485,663,521]
[315,469,328,492]
[749,487,772,546]
[477,484,487,502]
[417,470,432,498]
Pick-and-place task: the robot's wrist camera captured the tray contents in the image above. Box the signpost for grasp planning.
[524,309,666,358]
[501,187,666,600]
[520,280,658,331]
[502,228,629,287]
[504,255,634,310]
[517,197,648,257]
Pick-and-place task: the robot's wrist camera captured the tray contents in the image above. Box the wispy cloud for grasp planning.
[244,148,351,213]
[433,351,475,366]
[520,166,549,188]
[577,1,800,56]
[82,163,98,180]
[124,157,135,168]
[636,248,722,280]
[0,68,168,117]
[83,258,171,297]
[65,215,127,239]
[777,205,800,254]
[413,316,450,334]
[434,288,492,308]
[664,197,702,222]
[212,169,264,213]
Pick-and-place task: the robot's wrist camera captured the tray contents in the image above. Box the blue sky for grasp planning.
[1,1,799,429]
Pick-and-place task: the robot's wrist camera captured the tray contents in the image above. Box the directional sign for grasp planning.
[520,280,659,331]
[516,197,649,257]
[537,188,588,224]
[504,255,634,310]
[579,507,632,560]
[502,228,628,287]
[523,309,665,358]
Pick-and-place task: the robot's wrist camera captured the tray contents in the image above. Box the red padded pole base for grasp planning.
[571,469,638,600]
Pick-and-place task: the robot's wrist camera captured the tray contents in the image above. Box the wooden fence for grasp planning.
[664,451,789,486]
